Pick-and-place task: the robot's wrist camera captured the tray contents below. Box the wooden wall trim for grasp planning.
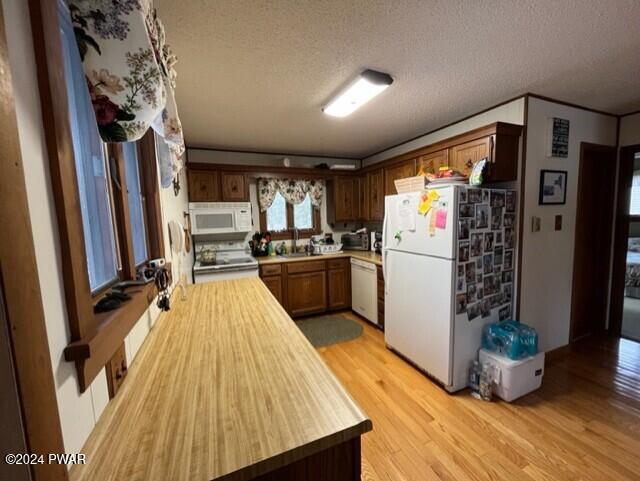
[609,144,640,336]
[0,4,68,478]
[526,93,619,118]
[139,131,165,259]
[29,0,96,341]
[620,109,640,118]
[514,95,529,318]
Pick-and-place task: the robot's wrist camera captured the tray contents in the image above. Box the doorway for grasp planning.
[570,143,617,342]
[610,145,640,341]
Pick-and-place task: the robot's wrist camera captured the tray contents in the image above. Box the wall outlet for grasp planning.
[555,215,562,231]
[531,216,541,232]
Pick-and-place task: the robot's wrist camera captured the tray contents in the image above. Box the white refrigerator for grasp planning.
[383,185,517,392]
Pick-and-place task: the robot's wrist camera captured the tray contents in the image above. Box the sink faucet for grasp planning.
[292,227,299,253]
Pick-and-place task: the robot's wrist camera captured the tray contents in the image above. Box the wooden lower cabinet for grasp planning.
[327,259,351,310]
[262,276,283,304]
[287,271,327,317]
[253,437,361,481]
[259,258,352,317]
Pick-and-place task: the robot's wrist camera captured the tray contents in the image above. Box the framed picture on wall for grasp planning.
[546,117,570,158]
[539,170,567,205]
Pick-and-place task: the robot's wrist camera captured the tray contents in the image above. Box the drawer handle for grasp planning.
[466,159,473,168]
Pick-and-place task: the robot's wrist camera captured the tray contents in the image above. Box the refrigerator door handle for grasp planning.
[382,208,388,293]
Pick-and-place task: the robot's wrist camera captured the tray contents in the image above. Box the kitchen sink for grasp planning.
[283,252,312,258]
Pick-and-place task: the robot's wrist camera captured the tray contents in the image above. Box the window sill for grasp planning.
[63,279,162,392]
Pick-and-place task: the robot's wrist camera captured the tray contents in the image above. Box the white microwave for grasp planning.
[189,202,253,235]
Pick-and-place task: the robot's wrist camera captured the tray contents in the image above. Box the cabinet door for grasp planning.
[384,160,415,196]
[358,176,368,221]
[221,172,249,201]
[287,271,327,317]
[417,149,449,175]
[368,169,384,221]
[449,137,491,177]
[328,260,351,310]
[188,170,219,202]
[261,276,283,305]
[334,177,358,222]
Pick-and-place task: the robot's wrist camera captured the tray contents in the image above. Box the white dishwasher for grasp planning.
[350,258,379,325]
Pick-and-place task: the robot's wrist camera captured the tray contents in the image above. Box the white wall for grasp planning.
[188,148,359,169]
[362,98,526,165]
[620,112,640,147]
[519,98,617,352]
[3,1,191,457]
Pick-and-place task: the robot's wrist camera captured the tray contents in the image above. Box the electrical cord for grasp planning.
[155,266,171,311]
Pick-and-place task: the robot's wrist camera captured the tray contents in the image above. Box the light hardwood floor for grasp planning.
[316,312,640,481]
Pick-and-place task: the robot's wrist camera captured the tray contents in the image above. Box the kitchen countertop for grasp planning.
[69,279,371,481]
[257,250,382,266]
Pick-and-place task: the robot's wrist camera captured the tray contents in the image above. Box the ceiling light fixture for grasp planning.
[323,69,393,118]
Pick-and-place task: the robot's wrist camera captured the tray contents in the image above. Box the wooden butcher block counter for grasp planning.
[70,278,371,481]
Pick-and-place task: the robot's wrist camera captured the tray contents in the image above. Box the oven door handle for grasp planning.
[197,264,258,272]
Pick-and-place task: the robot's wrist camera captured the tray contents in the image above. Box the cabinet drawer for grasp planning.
[260,264,282,276]
[327,258,349,270]
[286,260,326,274]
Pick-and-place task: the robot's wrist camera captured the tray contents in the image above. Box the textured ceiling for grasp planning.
[156,0,640,158]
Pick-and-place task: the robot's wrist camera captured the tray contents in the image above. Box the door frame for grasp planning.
[569,142,617,341]
[0,3,68,480]
[609,144,640,337]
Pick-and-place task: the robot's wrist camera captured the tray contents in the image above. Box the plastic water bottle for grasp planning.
[469,361,481,394]
[478,364,493,401]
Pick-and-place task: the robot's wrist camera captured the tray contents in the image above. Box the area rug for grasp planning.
[295,315,363,348]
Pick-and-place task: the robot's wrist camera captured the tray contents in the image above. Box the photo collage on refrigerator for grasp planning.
[455,188,517,322]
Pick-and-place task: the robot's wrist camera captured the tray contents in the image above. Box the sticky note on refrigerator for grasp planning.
[429,208,438,236]
[417,190,440,216]
[435,208,447,229]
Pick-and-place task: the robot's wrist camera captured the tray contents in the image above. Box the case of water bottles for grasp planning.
[479,319,543,402]
[482,320,538,360]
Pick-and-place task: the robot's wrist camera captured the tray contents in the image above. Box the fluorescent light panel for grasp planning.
[324,69,393,118]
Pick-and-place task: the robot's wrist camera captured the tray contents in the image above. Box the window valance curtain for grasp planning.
[258,178,325,212]
[66,0,185,186]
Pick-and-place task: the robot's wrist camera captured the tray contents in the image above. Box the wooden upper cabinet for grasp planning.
[449,137,491,177]
[188,170,219,202]
[327,176,359,224]
[384,160,415,196]
[358,175,368,221]
[417,149,449,175]
[220,172,249,201]
[367,169,384,221]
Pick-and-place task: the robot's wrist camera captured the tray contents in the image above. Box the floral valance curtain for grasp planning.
[258,178,325,212]
[67,0,185,185]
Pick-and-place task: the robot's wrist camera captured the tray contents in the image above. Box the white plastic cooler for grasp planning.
[479,349,545,402]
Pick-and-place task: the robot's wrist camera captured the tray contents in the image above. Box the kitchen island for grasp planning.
[69,278,371,481]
